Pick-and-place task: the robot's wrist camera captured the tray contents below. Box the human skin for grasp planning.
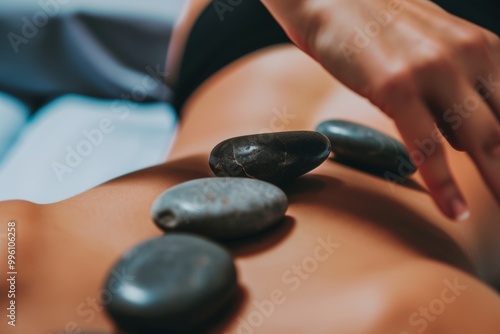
[261,0,500,220]
[1,1,500,333]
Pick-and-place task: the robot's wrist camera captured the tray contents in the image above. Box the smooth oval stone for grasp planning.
[104,234,237,334]
[151,178,288,239]
[209,131,331,184]
[316,120,416,176]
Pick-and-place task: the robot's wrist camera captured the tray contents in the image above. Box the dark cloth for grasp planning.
[173,0,290,112]
[434,0,500,35]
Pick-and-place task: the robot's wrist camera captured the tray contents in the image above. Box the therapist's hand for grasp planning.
[262,0,500,220]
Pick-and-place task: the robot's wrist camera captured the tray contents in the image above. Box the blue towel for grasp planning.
[0,0,184,102]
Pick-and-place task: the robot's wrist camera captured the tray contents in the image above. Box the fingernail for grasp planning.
[450,197,470,221]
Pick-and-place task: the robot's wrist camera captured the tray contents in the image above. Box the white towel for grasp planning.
[0,94,177,203]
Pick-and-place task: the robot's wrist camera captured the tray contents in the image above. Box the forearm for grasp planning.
[260,0,364,59]
[259,0,320,52]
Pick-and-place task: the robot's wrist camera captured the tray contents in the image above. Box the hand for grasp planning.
[262,0,500,220]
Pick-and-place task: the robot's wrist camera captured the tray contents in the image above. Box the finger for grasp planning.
[451,87,500,203]
[477,27,500,64]
[392,100,469,220]
[436,119,463,151]
[475,28,500,120]
[476,71,500,121]
[428,99,465,151]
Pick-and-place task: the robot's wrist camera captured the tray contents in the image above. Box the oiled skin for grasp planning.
[1,2,500,333]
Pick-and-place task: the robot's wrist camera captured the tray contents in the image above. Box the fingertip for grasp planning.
[429,181,469,221]
[449,197,470,221]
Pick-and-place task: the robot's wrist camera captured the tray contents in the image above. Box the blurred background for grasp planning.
[0,0,184,203]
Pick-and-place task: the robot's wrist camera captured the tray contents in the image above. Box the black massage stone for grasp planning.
[316,120,416,176]
[103,234,237,333]
[209,131,331,184]
[151,178,288,239]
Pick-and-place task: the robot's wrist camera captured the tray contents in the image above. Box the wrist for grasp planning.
[260,0,328,54]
